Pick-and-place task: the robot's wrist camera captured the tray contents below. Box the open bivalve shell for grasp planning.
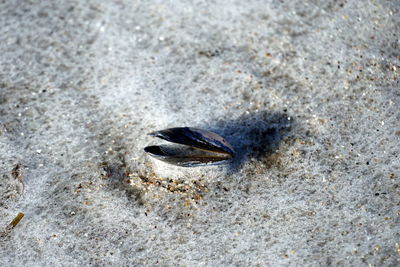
[144,127,235,167]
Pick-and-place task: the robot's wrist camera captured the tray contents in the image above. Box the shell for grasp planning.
[144,127,234,167]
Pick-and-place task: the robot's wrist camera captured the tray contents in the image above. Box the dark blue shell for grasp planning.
[144,145,231,167]
[145,127,235,167]
[148,127,235,156]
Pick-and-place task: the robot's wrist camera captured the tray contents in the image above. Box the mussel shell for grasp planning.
[145,127,235,167]
[148,127,235,156]
[144,144,232,167]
